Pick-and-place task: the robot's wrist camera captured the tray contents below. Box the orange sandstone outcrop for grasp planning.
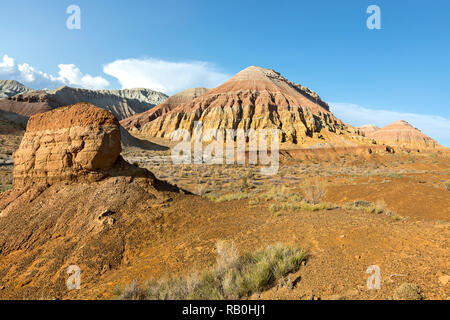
[13,103,122,188]
[364,120,442,150]
[139,66,366,146]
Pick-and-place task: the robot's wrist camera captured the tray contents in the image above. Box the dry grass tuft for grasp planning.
[115,242,307,300]
[302,179,327,205]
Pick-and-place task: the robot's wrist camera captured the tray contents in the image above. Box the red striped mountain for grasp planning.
[363,120,442,149]
[139,66,366,146]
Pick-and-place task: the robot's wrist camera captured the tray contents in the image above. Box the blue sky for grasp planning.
[1,0,449,145]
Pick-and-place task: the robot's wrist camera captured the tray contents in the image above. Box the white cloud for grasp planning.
[0,55,15,73]
[57,64,109,90]
[0,54,109,90]
[103,58,230,94]
[330,102,450,147]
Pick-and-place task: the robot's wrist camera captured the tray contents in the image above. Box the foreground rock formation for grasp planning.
[139,66,366,146]
[121,87,210,130]
[363,120,442,150]
[0,86,168,120]
[13,103,122,188]
[0,103,180,298]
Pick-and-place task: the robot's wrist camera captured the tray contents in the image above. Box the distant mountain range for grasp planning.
[0,80,33,99]
[1,76,444,151]
[0,82,168,120]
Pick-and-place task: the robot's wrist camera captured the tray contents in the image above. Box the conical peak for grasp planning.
[384,120,416,130]
[230,66,282,81]
[391,120,412,126]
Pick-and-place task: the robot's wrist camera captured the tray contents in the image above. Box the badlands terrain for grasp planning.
[0,67,448,300]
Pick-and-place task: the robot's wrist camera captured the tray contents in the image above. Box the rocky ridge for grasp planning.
[0,86,168,120]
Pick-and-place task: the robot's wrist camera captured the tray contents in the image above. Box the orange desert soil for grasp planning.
[68,194,449,300]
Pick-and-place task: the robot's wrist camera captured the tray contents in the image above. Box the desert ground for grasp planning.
[1,130,448,300]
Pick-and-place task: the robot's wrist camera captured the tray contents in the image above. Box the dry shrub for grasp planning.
[216,240,239,271]
[302,179,327,205]
[393,283,423,300]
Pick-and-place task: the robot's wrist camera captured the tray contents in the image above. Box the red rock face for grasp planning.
[365,120,442,149]
[13,103,122,188]
[139,66,366,146]
[120,87,210,130]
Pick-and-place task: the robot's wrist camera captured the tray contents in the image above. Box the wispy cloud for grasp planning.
[103,58,230,95]
[0,54,109,90]
[330,102,450,147]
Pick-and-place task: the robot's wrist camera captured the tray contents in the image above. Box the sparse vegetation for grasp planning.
[300,202,336,211]
[302,179,327,205]
[344,200,386,214]
[391,214,405,221]
[115,242,307,300]
[443,181,450,191]
[207,192,251,203]
[393,283,423,300]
